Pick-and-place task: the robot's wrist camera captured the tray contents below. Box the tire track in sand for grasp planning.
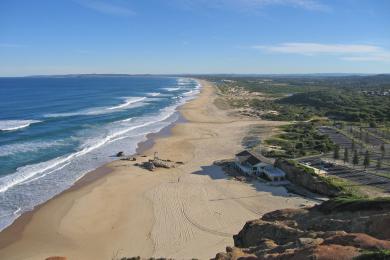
[180,202,234,238]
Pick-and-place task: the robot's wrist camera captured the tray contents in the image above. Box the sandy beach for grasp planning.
[0,80,316,260]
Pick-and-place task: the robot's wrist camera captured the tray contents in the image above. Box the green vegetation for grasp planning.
[333,144,340,160]
[207,74,390,95]
[264,122,334,158]
[377,159,382,170]
[363,150,370,169]
[279,89,390,123]
[250,98,317,121]
[353,150,359,166]
[381,144,386,158]
[207,74,390,124]
[355,249,390,260]
[317,196,390,214]
[343,148,349,163]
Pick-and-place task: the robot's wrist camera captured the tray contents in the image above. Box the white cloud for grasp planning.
[243,0,329,11]
[254,42,390,62]
[75,0,135,16]
[177,0,329,12]
[342,54,390,62]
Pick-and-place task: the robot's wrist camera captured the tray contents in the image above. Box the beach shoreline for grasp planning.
[0,79,317,260]
[0,86,190,249]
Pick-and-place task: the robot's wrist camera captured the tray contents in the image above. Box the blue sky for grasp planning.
[0,0,389,76]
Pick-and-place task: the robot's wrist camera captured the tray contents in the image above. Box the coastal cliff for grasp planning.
[214,197,390,260]
[275,159,349,197]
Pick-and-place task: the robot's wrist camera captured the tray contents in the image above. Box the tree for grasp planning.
[333,145,340,160]
[369,121,377,128]
[364,132,370,144]
[363,150,370,169]
[295,142,304,149]
[351,139,356,151]
[343,148,349,163]
[353,150,359,167]
[381,144,386,159]
[376,159,382,170]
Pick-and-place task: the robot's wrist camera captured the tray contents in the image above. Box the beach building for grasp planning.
[235,150,265,176]
[262,165,286,182]
[234,150,286,182]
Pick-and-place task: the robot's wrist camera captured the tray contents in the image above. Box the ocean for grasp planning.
[0,75,200,231]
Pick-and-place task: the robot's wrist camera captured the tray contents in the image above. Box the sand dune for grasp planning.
[0,80,316,260]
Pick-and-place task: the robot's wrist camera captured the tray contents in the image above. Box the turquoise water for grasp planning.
[0,75,200,230]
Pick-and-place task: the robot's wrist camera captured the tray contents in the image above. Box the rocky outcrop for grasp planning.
[116,151,125,157]
[275,159,344,197]
[138,158,176,171]
[264,244,361,260]
[213,197,390,260]
[234,220,305,247]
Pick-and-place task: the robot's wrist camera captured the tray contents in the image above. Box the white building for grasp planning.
[262,164,286,182]
[234,150,286,182]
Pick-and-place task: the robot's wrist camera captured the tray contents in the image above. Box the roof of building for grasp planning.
[236,150,275,166]
[263,165,286,177]
[235,150,252,157]
[236,150,262,166]
[246,155,262,166]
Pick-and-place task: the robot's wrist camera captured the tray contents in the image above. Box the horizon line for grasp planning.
[1,72,390,78]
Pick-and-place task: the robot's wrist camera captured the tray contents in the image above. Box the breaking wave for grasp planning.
[0,120,41,131]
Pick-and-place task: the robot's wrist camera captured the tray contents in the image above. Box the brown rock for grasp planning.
[321,230,348,238]
[293,244,360,260]
[296,237,324,248]
[261,245,360,260]
[116,151,125,157]
[255,239,279,251]
[234,220,305,247]
[268,242,296,254]
[366,214,390,239]
[214,247,256,260]
[324,233,390,250]
[261,208,308,222]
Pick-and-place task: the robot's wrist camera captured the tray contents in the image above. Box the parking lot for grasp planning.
[318,126,390,174]
[319,127,363,150]
[299,157,390,193]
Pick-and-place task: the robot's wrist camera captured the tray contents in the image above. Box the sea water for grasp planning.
[0,75,200,230]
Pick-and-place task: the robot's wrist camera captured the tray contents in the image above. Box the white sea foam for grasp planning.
[120,117,133,122]
[0,140,65,157]
[183,90,194,96]
[0,120,41,131]
[45,98,146,118]
[107,97,146,110]
[177,78,192,86]
[0,124,140,193]
[147,92,161,97]
[162,87,180,92]
[0,103,182,193]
